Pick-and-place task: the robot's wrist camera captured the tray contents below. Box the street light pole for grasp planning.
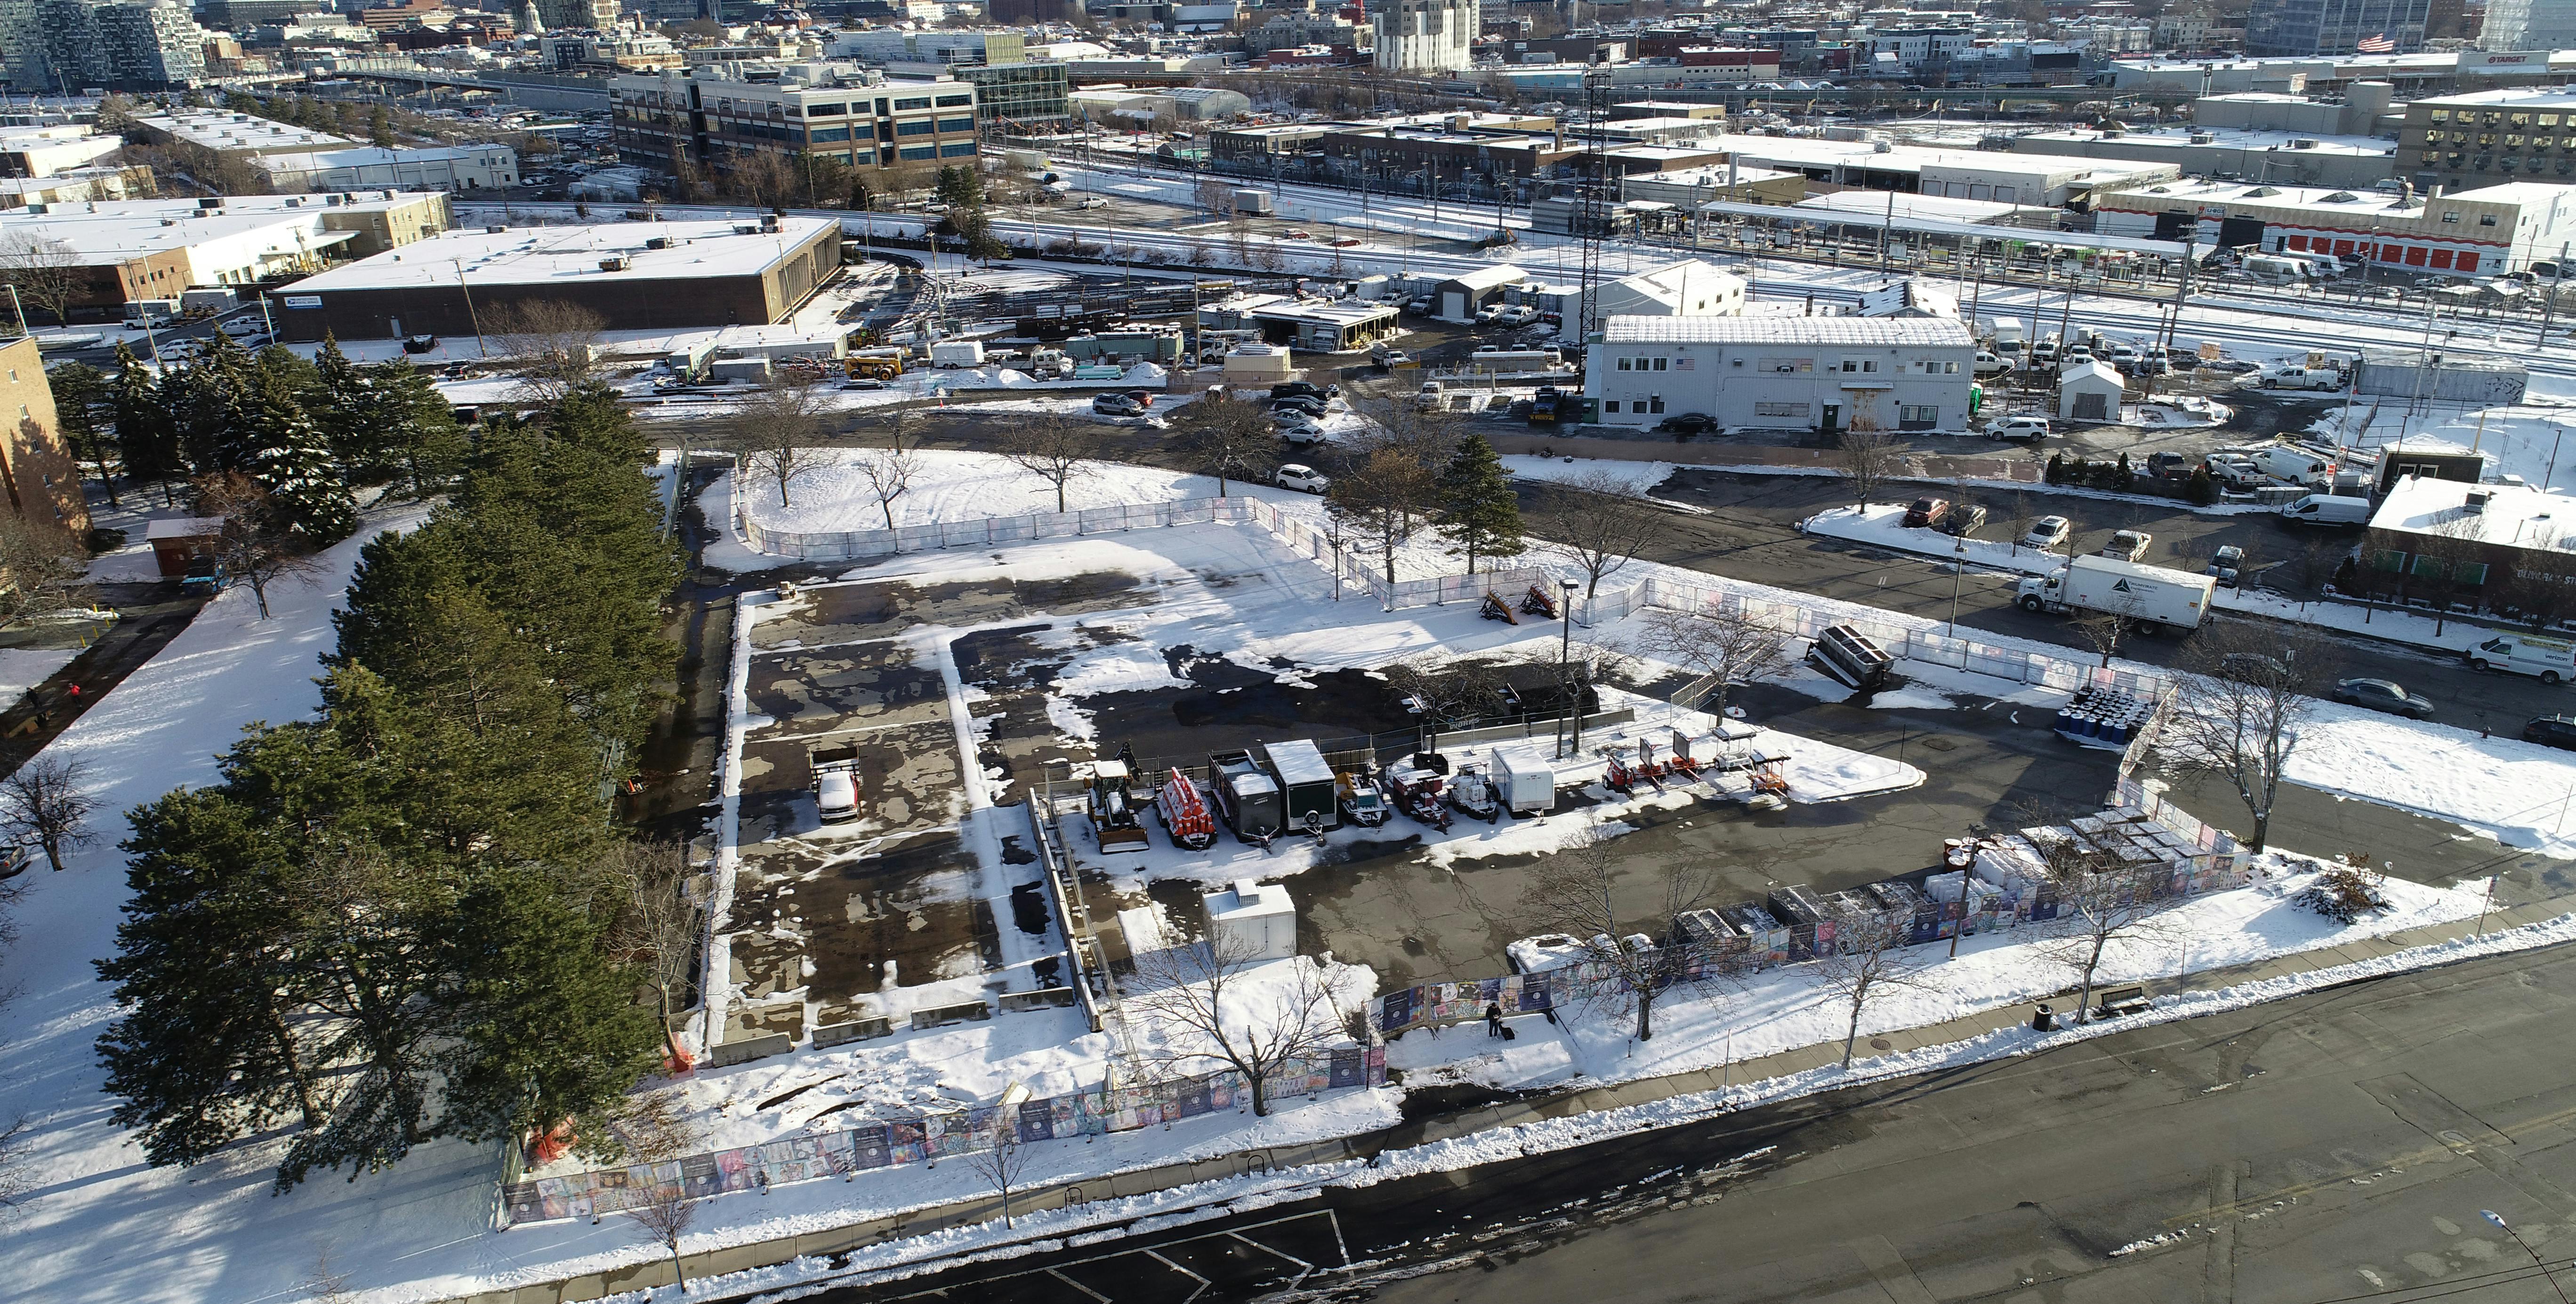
[1948,531,1967,638]
[1555,578,1578,760]
[2483,1211,2572,1304]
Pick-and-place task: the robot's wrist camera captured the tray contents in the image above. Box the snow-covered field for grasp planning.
[0,644,78,708]
[1799,502,2065,577]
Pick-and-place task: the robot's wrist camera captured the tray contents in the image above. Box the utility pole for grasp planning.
[2537,240,2569,346]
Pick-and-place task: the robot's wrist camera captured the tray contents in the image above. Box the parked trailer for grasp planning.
[181,288,239,315]
[1254,738,1338,834]
[1232,189,1275,216]
[1208,750,1284,845]
[2014,555,2214,634]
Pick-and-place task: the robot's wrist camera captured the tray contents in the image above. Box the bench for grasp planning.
[2093,986,2150,1018]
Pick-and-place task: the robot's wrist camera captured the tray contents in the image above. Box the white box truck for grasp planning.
[2014,555,2214,634]
[122,298,179,328]
[180,287,238,315]
[1232,189,1274,216]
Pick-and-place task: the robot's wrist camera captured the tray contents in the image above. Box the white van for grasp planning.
[2467,634,2576,684]
[2248,444,2333,484]
[2244,256,2309,286]
[2277,493,2370,527]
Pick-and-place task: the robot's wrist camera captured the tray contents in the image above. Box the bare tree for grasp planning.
[2028,831,2177,1025]
[1326,446,1438,584]
[725,378,831,509]
[0,1111,29,1222]
[2403,517,2493,635]
[605,838,701,1069]
[1178,393,1276,497]
[296,1244,358,1304]
[625,1182,698,1295]
[1128,931,1351,1117]
[0,751,96,872]
[1001,415,1097,514]
[1531,469,1662,604]
[2287,533,2351,597]
[483,299,609,403]
[1810,902,1930,1068]
[854,410,922,531]
[0,515,94,628]
[967,1111,1036,1229]
[194,474,326,620]
[1638,602,1793,719]
[1832,427,1902,510]
[2163,624,2334,853]
[2006,490,2034,558]
[1378,653,1511,726]
[1516,828,1716,1042]
[0,233,82,328]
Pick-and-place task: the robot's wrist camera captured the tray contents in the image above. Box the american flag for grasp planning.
[2356,31,2396,52]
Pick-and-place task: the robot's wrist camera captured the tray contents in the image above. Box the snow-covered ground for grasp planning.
[1388,858,2486,1094]
[2311,398,2576,493]
[0,644,78,708]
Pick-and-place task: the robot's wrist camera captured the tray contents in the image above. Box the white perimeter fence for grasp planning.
[738,490,2167,698]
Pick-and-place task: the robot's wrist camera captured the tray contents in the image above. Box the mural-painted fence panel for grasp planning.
[500,1046,1386,1227]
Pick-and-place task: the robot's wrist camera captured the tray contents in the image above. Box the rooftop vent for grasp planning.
[486,224,508,233]
[644,235,672,250]
[599,254,632,272]
[2464,490,2492,514]
[2190,131,2214,144]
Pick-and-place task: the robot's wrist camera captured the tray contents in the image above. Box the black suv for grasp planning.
[2525,715,2576,752]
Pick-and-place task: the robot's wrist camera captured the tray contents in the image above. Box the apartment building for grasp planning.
[2395,89,2576,191]
[611,65,980,184]
[1375,0,1475,72]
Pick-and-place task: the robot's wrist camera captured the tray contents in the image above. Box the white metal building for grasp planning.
[1584,316,1978,434]
[1594,258,1747,318]
[2058,360,2126,421]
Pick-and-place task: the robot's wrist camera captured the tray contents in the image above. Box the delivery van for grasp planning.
[2466,634,2576,684]
[2276,493,2371,527]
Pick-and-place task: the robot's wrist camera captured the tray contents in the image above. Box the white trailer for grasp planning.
[2013,554,2214,634]
[929,340,985,369]
[1232,189,1274,216]
[1487,749,1556,816]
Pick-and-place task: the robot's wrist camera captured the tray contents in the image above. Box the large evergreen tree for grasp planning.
[107,344,180,494]
[1436,433,1525,572]
[241,368,358,545]
[306,336,374,480]
[46,360,118,505]
[359,358,467,498]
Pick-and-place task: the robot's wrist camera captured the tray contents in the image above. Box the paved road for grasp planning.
[0,580,205,775]
[792,940,2576,1304]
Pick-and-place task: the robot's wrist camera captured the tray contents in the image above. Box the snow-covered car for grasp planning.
[841,377,887,390]
[2023,515,2071,551]
[1277,463,1328,493]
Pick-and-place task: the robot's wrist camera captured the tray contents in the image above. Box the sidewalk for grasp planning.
[446,885,2576,1304]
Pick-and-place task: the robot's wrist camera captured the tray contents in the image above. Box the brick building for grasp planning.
[0,336,90,535]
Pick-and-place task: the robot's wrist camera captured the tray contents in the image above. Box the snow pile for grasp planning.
[1798,503,2062,576]
[1501,453,1682,497]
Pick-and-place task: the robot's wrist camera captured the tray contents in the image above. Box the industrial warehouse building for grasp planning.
[1583,315,1977,435]
[0,191,450,318]
[272,217,842,341]
[2092,177,2576,275]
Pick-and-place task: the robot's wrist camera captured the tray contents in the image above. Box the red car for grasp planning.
[1902,497,1951,529]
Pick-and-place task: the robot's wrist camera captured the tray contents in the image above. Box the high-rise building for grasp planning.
[1,0,204,89]
[1373,0,1475,72]
[2243,0,2431,56]
[2478,0,2576,50]
[610,65,982,187]
[96,0,203,89]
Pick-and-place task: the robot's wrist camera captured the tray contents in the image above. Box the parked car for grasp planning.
[842,377,887,390]
[1938,503,1988,537]
[2100,529,2152,562]
[1973,350,2010,376]
[179,556,227,596]
[222,317,269,338]
[1271,381,1333,401]
[2145,451,2193,481]
[1495,305,1538,327]
[1075,196,1108,209]
[1092,394,1145,417]
[2023,515,2071,551]
[2333,677,2436,719]
[2206,544,2246,588]
[1657,411,1717,435]
[1276,463,1329,493]
[1272,394,1328,417]
[399,331,438,352]
[2525,714,2576,751]
[1989,414,2050,442]
[1902,497,1951,529]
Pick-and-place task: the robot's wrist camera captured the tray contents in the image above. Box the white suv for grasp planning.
[1277,463,1329,493]
[1989,415,2050,442]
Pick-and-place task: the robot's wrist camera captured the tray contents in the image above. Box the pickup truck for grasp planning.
[2252,365,2344,392]
[811,743,861,824]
